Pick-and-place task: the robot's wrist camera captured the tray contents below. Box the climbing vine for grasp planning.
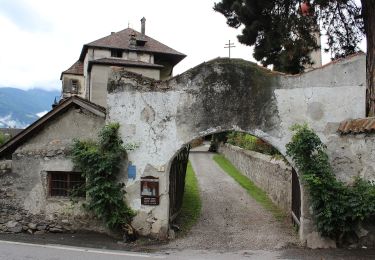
[286,124,375,243]
[71,123,135,231]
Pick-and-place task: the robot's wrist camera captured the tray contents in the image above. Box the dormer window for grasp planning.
[111,49,123,58]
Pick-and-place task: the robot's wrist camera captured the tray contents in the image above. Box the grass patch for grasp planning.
[213,154,285,220]
[173,161,202,237]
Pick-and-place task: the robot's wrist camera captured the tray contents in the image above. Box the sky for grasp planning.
[0,0,367,91]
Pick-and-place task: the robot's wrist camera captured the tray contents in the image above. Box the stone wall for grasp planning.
[106,53,367,247]
[0,106,107,235]
[327,133,375,248]
[0,154,103,235]
[0,160,11,176]
[218,143,292,214]
[327,133,375,183]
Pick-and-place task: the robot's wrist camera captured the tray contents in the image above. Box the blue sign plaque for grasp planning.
[128,164,136,180]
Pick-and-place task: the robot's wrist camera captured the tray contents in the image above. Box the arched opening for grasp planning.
[167,130,303,247]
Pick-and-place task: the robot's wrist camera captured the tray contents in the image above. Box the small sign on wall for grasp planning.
[128,163,136,180]
[140,176,159,205]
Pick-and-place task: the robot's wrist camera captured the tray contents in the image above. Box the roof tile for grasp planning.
[338,117,375,134]
[86,28,185,57]
[61,61,84,79]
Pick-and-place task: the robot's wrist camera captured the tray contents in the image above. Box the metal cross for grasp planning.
[224,40,236,58]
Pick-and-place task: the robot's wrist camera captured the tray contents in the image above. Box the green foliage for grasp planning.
[226,132,280,156]
[213,154,285,220]
[173,162,202,237]
[286,124,375,242]
[71,123,135,230]
[0,132,9,145]
[214,0,364,74]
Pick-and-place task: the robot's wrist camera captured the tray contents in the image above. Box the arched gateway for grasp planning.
[106,54,366,246]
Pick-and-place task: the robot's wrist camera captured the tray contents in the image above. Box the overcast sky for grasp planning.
[0,0,366,91]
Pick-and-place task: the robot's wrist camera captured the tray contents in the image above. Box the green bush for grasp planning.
[286,124,375,243]
[0,132,9,145]
[71,123,135,231]
[226,132,280,156]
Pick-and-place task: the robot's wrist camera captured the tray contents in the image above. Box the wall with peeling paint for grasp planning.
[0,106,106,235]
[106,53,366,246]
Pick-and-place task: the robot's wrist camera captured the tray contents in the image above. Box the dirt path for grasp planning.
[166,148,300,251]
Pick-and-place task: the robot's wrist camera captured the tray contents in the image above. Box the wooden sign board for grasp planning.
[140,176,159,205]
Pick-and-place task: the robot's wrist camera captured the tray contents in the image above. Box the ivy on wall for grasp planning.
[286,124,375,244]
[71,123,135,232]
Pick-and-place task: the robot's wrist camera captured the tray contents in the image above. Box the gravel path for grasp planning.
[166,147,300,251]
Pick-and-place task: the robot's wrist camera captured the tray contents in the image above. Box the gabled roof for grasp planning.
[60,60,84,80]
[0,96,106,159]
[338,117,375,135]
[79,28,186,65]
[88,58,164,71]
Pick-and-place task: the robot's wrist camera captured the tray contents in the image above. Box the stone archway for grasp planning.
[106,54,366,245]
[165,131,304,243]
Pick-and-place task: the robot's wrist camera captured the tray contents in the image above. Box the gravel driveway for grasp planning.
[166,148,300,251]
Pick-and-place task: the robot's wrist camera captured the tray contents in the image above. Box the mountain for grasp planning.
[0,87,60,128]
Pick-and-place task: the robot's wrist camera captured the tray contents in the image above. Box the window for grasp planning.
[48,172,85,197]
[71,80,78,94]
[111,49,123,58]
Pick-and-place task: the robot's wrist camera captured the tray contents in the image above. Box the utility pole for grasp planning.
[224,40,236,58]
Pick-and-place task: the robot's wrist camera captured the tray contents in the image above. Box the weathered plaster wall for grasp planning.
[62,74,85,99]
[218,143,292,214]
[124,67,160,80]
[93,49,111,60]
[327,133,375,183]
[90,65,110,107]
[90,65,160,108]
[106,53,366,246]
[0,107,105,235]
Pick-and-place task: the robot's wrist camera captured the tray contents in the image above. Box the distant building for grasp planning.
[0,128,23,139]
[60,18,186,107]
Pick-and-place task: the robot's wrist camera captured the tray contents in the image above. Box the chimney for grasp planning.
[141,17,146,36]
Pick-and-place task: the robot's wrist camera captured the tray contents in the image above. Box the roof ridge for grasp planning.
[79,27,186,63]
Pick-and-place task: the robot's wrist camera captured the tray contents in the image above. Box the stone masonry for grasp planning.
[218,143,292,214]
[106,53,367,247]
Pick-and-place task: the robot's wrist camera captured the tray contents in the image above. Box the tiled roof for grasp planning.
[79,28,186,64]
[60,61,84,79]
[338,117,375,135]
[89,58,164,70]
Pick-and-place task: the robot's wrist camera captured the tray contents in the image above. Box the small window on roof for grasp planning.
[111,49,123,58]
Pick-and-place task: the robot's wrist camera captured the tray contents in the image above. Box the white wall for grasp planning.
[106,54,367,245]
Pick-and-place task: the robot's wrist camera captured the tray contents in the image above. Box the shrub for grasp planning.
[71,123,135,231]
[286,124,375,243]
[226,132,280,156]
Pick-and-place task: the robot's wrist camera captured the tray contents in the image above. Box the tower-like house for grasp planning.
[60,18,186,107]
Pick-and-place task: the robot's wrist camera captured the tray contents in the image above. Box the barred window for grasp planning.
[48,172,85,197]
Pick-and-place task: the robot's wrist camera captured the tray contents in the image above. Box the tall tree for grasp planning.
[214,0,375,116]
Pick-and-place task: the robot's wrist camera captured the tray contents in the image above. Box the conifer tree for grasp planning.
[214,0,375,115]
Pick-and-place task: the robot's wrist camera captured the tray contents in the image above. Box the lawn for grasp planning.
[213,154,285,220]
[173,161,202,236]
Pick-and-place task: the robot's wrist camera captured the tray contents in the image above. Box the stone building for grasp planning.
[60,17,186,107]
[0,97,106,234]
[0,18,186,236]
[0,17,373,248]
